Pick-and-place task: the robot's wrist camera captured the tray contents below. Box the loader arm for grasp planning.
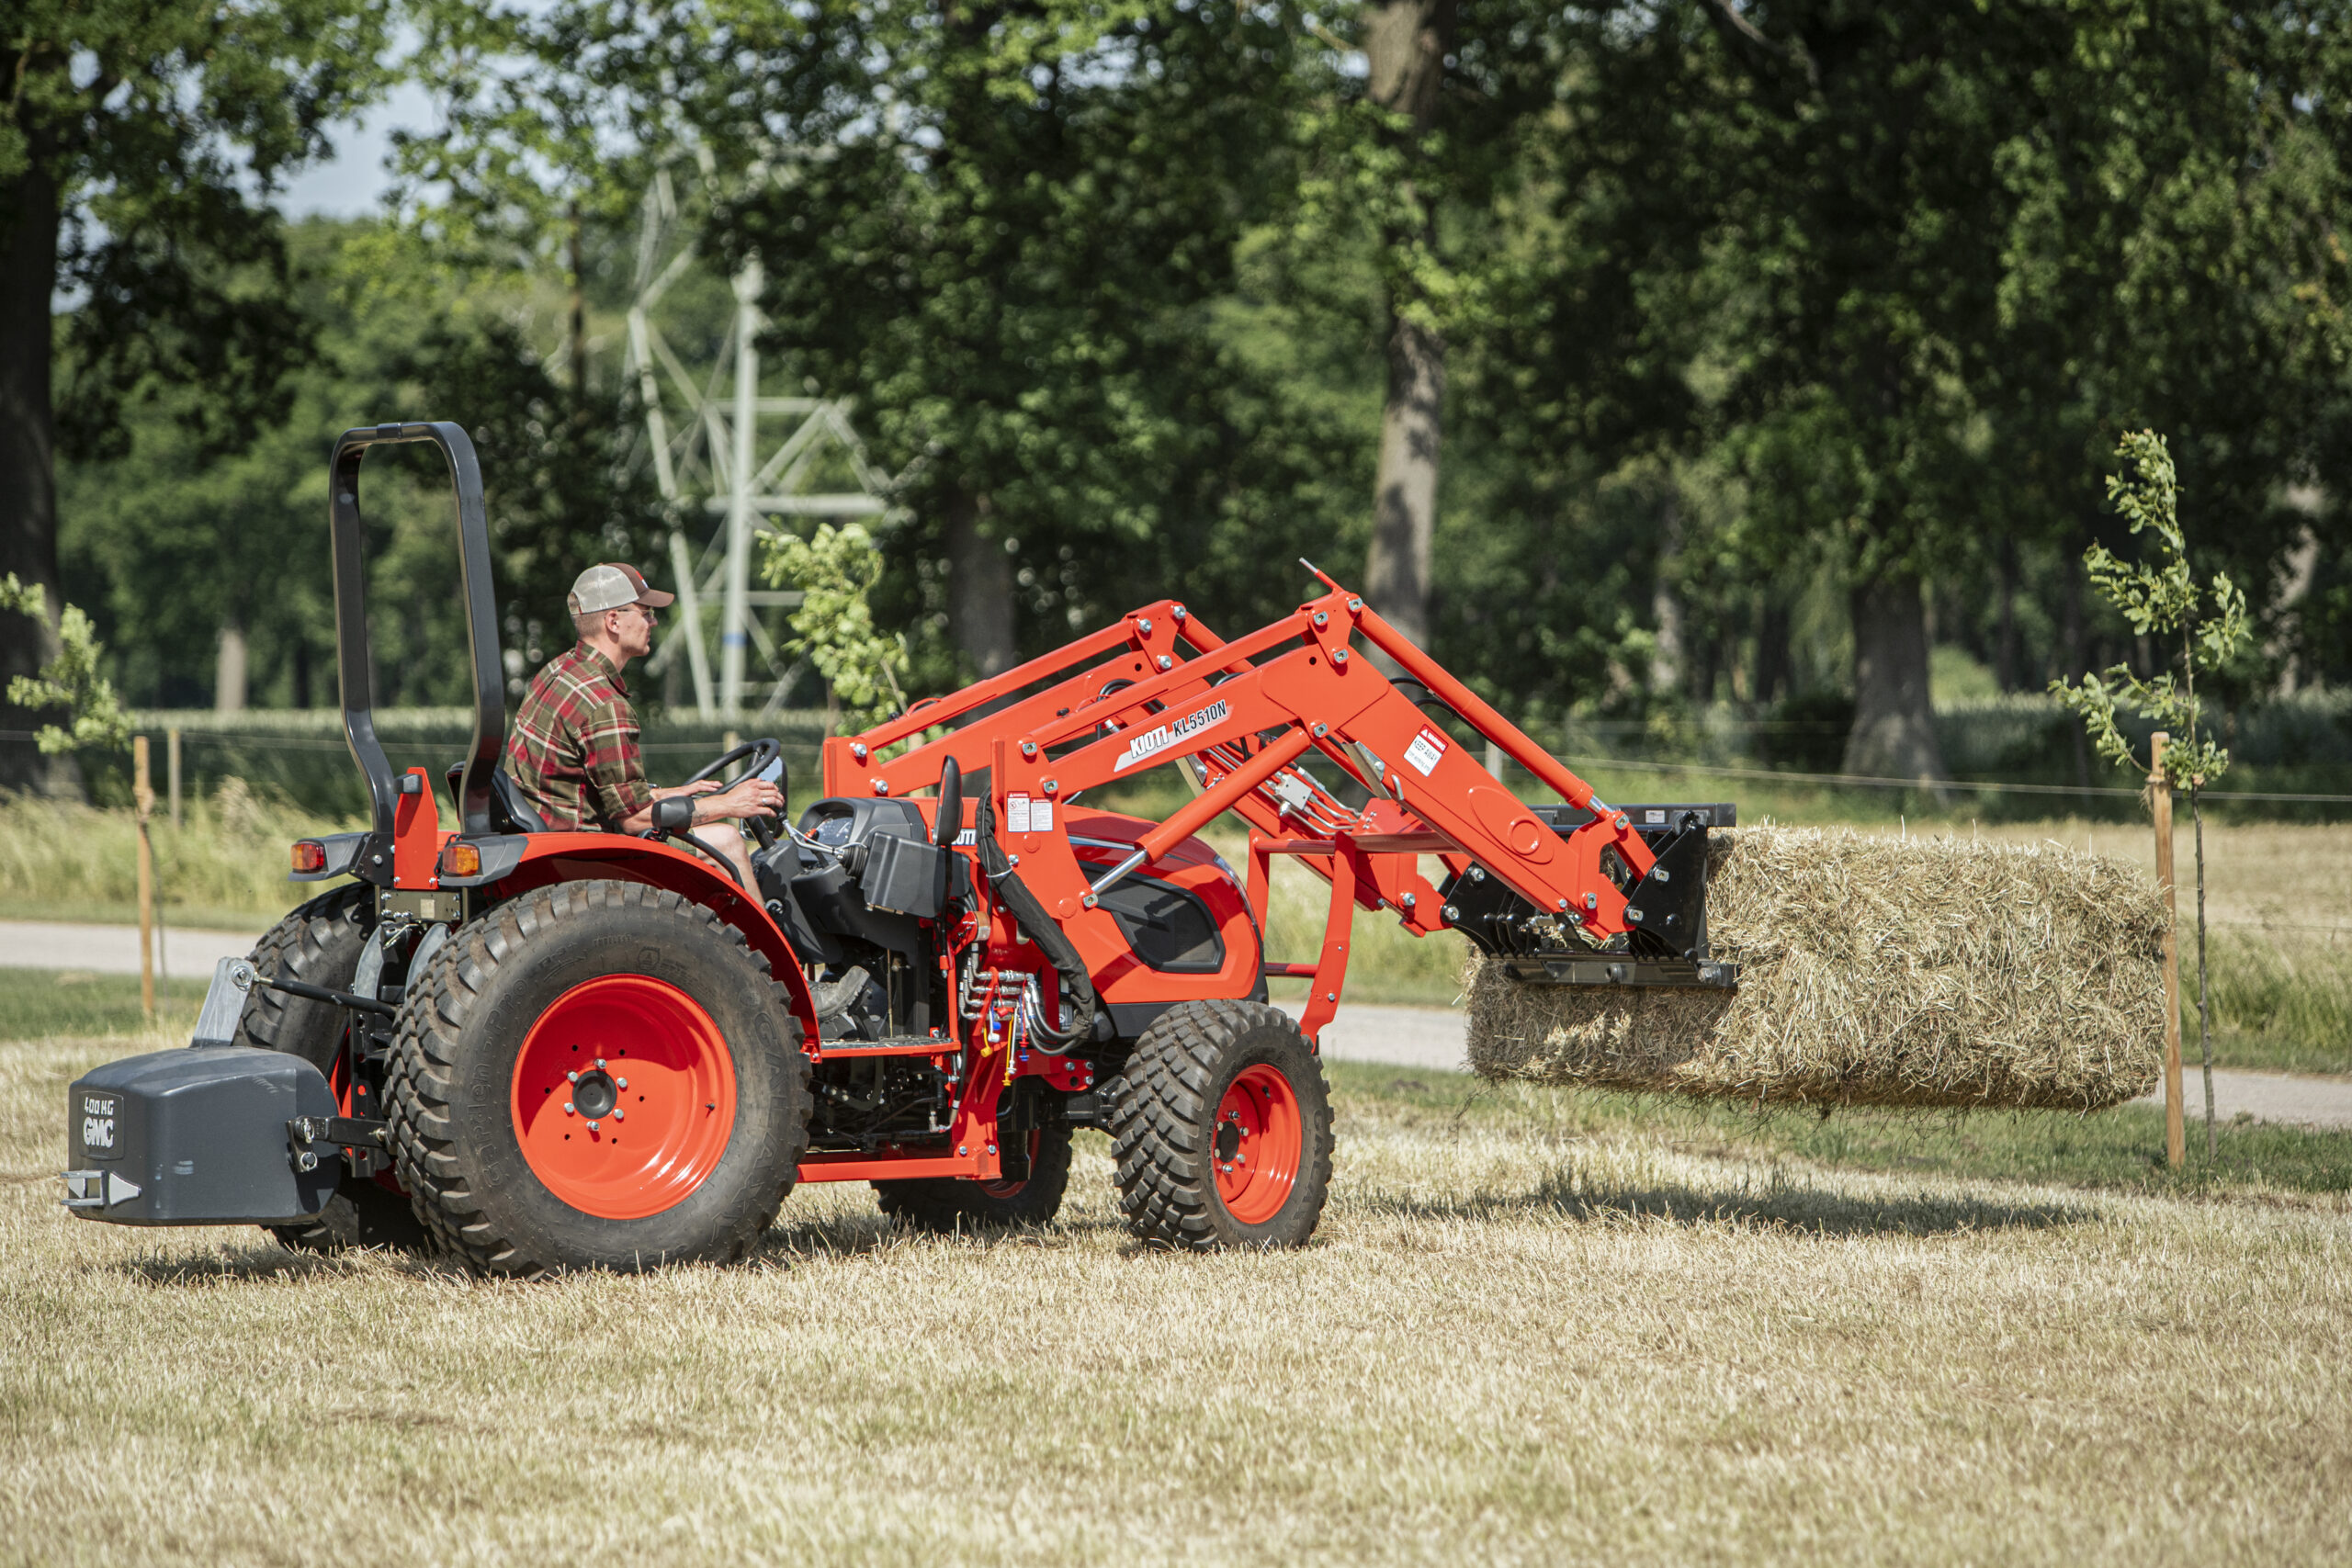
[828,573,1700,1042]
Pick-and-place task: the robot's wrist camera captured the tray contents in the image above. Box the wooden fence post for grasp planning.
[133,735,157,1020]
[2151,731,2184,1168]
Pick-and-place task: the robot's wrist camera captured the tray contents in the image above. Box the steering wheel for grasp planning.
[681,738,786,852]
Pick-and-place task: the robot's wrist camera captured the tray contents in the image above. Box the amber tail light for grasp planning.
[439,841,483,878]
[290,840,327,874]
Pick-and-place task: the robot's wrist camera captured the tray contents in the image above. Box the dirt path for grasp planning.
[1284,1000,2352,1131]
[0,919,254,979]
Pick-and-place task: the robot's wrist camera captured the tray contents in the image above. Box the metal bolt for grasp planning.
[1312,722,1328,737]
[1172,604,1187,620]
[1470,866,1486,882]
[852,742,869,761]
[1136,616,1154,634]
[594,1059,605,1069]
[616,1078,628,1090]
[987,1143,997,1156]
[586,1120,599,1132]
[1042,779,1057,795]
[1585,892,1599,909]
[1157,655,1172,671]
[1313,610,1328,627]
[1401,893,1416,908]
[1442,905,1460,923]
[1082,894,1098,908]
[1021,740,1037,758]
[1556,898,1569,911]
[957,1145,969,1157]
[1628,908,1645,922]
[568,1070,580,1083]
[613,1109,625,1122]
[565,1102,576,1115]
[1332,649,1349,665]
[1347,597,1362,612]
[874,780,889,795]
[1326,990,1337,1002]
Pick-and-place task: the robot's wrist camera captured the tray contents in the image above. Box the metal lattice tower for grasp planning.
[623,166,898,718]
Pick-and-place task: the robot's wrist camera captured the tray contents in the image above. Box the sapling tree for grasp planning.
[761,524,908,734]
[0,574,130,758]
[2052,431,2252,1156]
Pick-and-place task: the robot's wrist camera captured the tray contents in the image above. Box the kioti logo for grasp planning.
[1114,699,1230,772]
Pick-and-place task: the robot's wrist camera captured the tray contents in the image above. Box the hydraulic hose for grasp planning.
[972,795,1097,1047]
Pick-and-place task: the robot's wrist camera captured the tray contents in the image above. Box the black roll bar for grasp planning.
[328,423,505,879]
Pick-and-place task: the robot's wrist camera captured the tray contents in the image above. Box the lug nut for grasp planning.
[586,1120,599,1132]
[616,1077,628,1090]
[1156,655,1171,671]
[565,1102,576,1115]
[568,1071,579,1083]
[613,1109,625,1122]
[594,1058,605,1069]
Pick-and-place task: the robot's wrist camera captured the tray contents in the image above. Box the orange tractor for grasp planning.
[63,423,1734,1272]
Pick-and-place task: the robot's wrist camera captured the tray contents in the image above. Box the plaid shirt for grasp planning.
[504,644,656,832]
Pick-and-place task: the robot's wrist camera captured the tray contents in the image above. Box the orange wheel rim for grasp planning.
[510,975,737,1221]
[1213,1063,1303,1226]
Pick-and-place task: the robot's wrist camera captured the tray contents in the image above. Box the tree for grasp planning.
[763,523,908,732]
[0,574,130,755]
[2,2,394,787]
[2054,431,2252,1157]
[526,0,1309,683]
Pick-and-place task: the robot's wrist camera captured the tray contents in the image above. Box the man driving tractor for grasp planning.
[505,561,782,886]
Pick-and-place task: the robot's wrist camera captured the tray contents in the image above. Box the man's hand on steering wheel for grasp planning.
[698,774,784,823]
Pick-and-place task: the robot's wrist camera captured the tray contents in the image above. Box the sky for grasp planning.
[276,80,435,217]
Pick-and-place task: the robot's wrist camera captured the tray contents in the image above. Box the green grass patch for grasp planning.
[0,968,201,1043]
[1324,1060,2352,1199]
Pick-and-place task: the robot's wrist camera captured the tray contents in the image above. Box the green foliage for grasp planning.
[0,575,130,755]
[6,1,397,454]
[761,525,908,732]
[2052,432,2254,791]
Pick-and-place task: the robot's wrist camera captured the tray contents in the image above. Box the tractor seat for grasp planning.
[444,763,549,834]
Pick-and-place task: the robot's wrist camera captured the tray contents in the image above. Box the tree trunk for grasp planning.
[216,623,250,714]
[1842,566,1951,793]
[2059,542,2091,788]
[944,490,1016,681]
[0,151,77,795]
[1754,598,1792,705]
[1648,491,1684,696]
[1994,535,2019,692]
[1360,0,1455,653]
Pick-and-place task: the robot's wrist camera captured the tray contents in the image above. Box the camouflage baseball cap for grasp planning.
[567,562,674,615]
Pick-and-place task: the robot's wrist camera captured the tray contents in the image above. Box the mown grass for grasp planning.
[1326,1062,2352,1200]
[0,969,201,1042]
[3,1032,2346,1566]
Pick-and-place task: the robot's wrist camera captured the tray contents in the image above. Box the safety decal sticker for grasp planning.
[1404,726,1448,777]
[1114,698,1230,773]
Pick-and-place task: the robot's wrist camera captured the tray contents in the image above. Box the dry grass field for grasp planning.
[5,1026,2347,1566]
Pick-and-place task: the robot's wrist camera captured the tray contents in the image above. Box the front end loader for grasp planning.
[63,421,1736,1271]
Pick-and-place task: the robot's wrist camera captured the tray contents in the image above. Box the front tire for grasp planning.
[237,886,427,1255]
[386,880,811,1276]
[1108,1000,1334,1250]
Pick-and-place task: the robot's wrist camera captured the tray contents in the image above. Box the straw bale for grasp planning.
[1464,827,2167,1111]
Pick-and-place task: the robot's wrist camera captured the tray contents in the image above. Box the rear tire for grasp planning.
[875,1122,1074,1232]
[386,880,811,1276]
[1108,1000,1334,1250]
[238,886,429,1255]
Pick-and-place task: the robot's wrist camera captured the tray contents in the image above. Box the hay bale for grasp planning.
[1465,827,2167,1111]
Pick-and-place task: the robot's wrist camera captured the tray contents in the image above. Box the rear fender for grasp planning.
[490,834,820,1045]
